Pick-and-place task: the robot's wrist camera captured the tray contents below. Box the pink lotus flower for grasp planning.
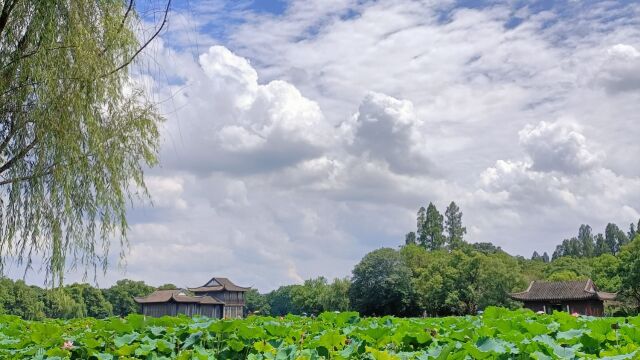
[62,340,74,350]
[571,312,580,317]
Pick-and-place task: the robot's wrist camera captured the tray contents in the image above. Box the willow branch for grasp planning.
[0,0,17,37]
[102,0,171,78]
[0,137,37,174]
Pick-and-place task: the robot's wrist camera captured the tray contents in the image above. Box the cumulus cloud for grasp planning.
[15,1,640,290]
[596,43,640,94]
[345,92,433,174]
[477,119,640,254]
[518,120,602,174]
[161,46,333,175]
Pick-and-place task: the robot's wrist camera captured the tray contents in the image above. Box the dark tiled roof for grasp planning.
[510,279,616,301]
[189,277,250,293]
[134,289,225,304]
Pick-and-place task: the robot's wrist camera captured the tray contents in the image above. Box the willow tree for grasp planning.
[0,1,169,284]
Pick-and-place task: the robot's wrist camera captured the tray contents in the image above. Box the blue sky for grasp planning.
[11,0,640,291]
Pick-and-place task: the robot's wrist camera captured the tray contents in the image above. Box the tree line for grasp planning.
[547,221,640,260]
[0,279,175,320]
[3,201,640,319]
[247,202,640,317]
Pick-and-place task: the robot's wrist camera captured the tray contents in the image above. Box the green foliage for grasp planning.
[322,277,351,312]
[0,0,163,283]
[42,289,84,319]
[404,231,417,245]
[65,283,113,318]
[589,254,622,293]
[266,285,301,316]
[245,289,270,315]
[420,203,445,250]
[1,308,639,359]
[103,279,154,317]
[618,235,640,310]
[0,279,45,320]
[444,201,466,249]
[156,283,178,290]
[350,248,415,316]
[409,247,525,316]
[291,277,328,315]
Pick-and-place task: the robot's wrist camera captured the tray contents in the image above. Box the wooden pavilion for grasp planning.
[509,279,616,316]
[134,277,250,318]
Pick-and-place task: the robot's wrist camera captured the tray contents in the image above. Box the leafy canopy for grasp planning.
[0,0,165,283]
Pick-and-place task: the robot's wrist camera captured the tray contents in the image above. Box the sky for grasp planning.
[11,0,640,292]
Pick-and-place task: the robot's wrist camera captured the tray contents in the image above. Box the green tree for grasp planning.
[0,0,166,283]
[544,256,591,280]
[547,270,582,281]
[421,203,445,250]
[244,289,270,315]
[617,235,640,310]
[65,283,112,318]
[321,277,351,312]
[404,231,417,245]
[266,285,301,316]
[291,277,328,315]
[541,252,550,263]
[42,289,84,319]
[350,248,415,316]
[413,249,524,316]
[605,223,628,255]
[595,233,608,256]
[103,279,154,317]
[157,283,178,290]
[5,280,45,320]
[444,201,466,249]
[578,224,595,257]
[589,254,621,293]
[416,207,427,245]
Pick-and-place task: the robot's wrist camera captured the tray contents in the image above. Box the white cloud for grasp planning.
[17,1,640,290]
[346,92,433,174]
[159,45,333,176]
[518,120,602,174]
[596,43,640,93]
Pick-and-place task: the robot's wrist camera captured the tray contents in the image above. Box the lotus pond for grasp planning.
[0,307,638,359]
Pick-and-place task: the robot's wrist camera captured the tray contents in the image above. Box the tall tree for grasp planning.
[421,203,445,250]
[444,201,466,248]
[416,207,427,246]
[541,252,550,263]
[578,224,595,257]
[594,233,607,256]
[531,251,541,261]
[605,223,628,255]
[552,243,565,260]
[0,0,167,283]
[629,221,639,241]
[404,232,417,245]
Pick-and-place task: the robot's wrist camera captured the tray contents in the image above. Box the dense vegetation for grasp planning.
[2,307,640,359]
[0,0,165,284]
[0,279,175,321]
[1,202,639,321]
[248,202,640,318]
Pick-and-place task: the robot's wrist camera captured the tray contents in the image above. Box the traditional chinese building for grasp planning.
[509,279,616,316]
[134,277,250,318]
